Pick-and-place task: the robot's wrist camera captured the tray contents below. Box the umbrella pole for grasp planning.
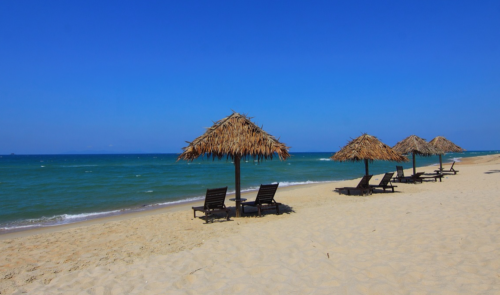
[364,159,369,176]
[235,155,241,217]
[412,152,416,175]
[439,154,443,171]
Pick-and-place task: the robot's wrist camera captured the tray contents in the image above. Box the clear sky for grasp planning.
[1,1,499,154]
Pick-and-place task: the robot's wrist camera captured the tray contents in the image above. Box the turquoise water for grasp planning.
[0,151,498,232]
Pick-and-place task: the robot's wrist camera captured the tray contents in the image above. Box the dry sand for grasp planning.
[1,154,500,294]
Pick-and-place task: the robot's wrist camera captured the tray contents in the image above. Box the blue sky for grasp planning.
[1,1,499,154]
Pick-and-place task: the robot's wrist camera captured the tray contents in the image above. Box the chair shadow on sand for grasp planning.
[484,170,500,174]
[236,203,295,218]
[332,188,403,195]
[194,204,295,223]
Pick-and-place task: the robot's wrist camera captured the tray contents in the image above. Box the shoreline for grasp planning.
[0,152,486,236]
[0,154,477,238]
[0,156,471,238]
[0,180,336,240]
[1,153,500,294]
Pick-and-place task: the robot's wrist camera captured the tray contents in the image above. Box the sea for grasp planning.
[1,151,498,233]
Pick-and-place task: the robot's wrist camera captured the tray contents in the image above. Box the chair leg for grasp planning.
[258,205,261,217]
[205,212,209,224]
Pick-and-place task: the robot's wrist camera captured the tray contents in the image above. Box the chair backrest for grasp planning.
[379,172,394,186]
[357,175,372,188]
[204,187,228,210]
[255,183,279,205]
[450,161,455,170]
[396,166,404,178]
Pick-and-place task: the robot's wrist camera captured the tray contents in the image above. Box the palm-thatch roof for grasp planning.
[331,134,408,163]
[178,112,290,161]
[429,136,465,153]
[393,135,443,156]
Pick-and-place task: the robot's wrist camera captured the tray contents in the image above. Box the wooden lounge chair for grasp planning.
[434,161,459,175]
[417,174,443,182]
[192,187,230,223]
[417,171,444,182]
[393,166,411,183]
[393,166,425,183]
[370,172,397,192]
[336,175,373,196]
[242,183,281,217]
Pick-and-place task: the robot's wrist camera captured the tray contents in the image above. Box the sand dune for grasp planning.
[2,154,500,294]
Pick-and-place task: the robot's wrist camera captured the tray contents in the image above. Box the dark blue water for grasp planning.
[0,151,497,232]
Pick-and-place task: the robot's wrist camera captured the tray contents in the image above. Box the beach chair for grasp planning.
[241,183,281,217]
[417,170,445,182]
[192,187,230,223]
[434,161,459,175]
[369,172,397,192]
[336,175,373,196]
[393,166,410,183]
[417,173,443,182]
[393,166,427,183]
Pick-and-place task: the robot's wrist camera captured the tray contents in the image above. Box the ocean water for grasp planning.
[0,151,498,232]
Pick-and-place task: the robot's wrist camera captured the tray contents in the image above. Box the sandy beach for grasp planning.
[1,154,500,294]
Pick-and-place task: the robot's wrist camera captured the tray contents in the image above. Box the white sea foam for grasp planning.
[0,224,44,231]
[276,180,333,187]
[145,190,153,193]
[225,186,261,195]
[61,210,122,220]
[453,157,462,162]
[319,158,331,161]
[0,210,123,232]
[225,181,335,195]
[155,196,206,206]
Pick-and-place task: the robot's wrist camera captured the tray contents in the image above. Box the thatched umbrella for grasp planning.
[393,135,443,175]
[429,136,465,171]
[178,112,290,217]
[331,134,408,176]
